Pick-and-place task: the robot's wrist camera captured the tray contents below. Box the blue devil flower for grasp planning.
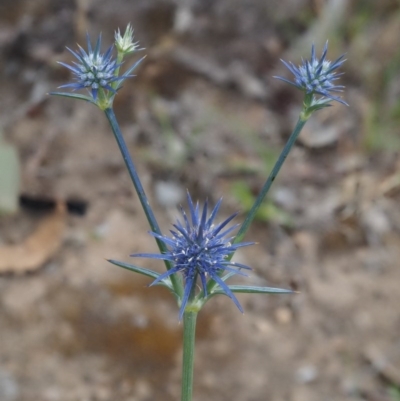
[132,193,254,320]
[52,28,144,108]
[57,33,143,103]
[275,41,348,106]
[58,34,122,100]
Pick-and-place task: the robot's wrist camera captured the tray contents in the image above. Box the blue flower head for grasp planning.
[132,193,254,320]
[56,33,144,107]
[58,34,122,100]
[275,41,348,106]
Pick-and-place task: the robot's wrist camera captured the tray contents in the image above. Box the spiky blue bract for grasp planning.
[275,41,348,106]
[132,192,254,320]
[57,33,137,101]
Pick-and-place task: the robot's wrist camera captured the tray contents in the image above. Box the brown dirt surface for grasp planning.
[1,1,400,400]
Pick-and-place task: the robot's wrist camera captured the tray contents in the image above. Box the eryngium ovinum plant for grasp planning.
[51,25,347,401]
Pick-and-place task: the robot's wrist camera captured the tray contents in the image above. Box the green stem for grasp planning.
[205,115,307,296]
[104,107,182,297]
[205,114,308,297]
[181,311,198,401]
[112,52,124,91]
[234,116,308,244]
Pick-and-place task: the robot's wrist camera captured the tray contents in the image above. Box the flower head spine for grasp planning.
[275,41,348,106]
[132,192,254,320]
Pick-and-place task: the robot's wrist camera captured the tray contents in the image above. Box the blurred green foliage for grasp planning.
[389,386,400,401]
[231,181,292,227]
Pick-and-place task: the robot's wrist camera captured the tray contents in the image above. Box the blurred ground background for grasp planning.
[0,0,400,400]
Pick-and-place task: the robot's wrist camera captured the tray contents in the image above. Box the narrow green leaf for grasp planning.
[107,259,159,278]
[107,258,173,285]
[213,285,294,295]
[49,92,97,104]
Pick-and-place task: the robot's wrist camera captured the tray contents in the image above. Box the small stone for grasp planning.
[275,307,293,324]
[154,181,185,208]
[295,365,318,384]
[0,370,19,401]
[273,187,297,211]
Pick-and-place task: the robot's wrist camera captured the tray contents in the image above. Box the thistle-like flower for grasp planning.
[58,34,123,100]
[115,23,143,55]
[275,41,348,106]
[55,32,144,108]
[132,193,254,320]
